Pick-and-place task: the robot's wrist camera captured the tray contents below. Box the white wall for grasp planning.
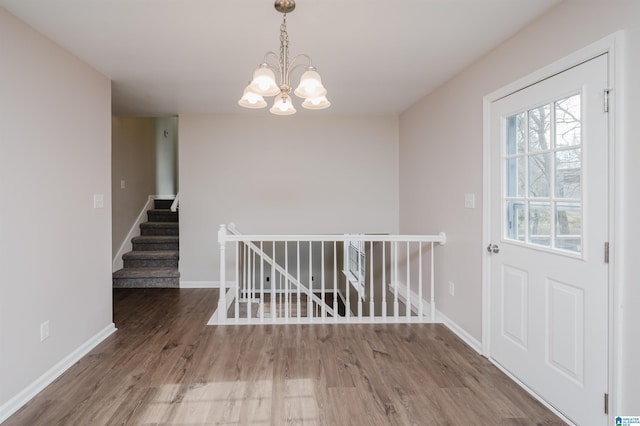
[178,114,399,284]
[111,117,157,259]
[399,0,640,413]
[155,117,178,196]
[0,7,112,415]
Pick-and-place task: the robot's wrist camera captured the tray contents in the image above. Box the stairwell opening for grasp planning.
[111,116,179,288]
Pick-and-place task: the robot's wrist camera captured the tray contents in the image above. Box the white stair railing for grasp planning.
[226,223,336,319]
[211,224,446,325]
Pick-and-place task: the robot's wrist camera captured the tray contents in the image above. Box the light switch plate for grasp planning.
[93,194,104,209]
[464,193,475,209]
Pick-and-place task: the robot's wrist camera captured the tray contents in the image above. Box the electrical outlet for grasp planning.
[448,281,455,296]
[40,320,50,341]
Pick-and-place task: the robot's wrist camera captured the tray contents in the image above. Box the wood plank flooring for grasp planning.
[5,289,565,425]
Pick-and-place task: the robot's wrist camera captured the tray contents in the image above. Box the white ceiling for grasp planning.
[0,0,561,116]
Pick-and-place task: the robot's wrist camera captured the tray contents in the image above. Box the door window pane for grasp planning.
[506,201,526,242]
[506,112,526,155]
[529,153,551,197]
[506,158,526,197]
[555,203,581,252]
[529,105,550,152]
[529,202,551,247]
[555,95,581,147]
[555,149,581,199]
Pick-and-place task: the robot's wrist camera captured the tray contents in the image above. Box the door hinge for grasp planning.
[604,392,609,414]
[604,242,610,264]
[604,89,610,112]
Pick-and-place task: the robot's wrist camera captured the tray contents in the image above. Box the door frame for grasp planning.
[482,32,625,423]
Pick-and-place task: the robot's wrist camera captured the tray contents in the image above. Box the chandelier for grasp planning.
[238,0,330,115]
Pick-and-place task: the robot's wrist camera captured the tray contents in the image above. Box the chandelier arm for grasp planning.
[288,53,313,68]
[261,52,283,77]
[288,62,313,80]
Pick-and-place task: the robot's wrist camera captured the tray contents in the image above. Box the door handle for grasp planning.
[487,243,500,254]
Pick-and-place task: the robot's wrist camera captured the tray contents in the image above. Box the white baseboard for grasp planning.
[387,281,482,353]
[489,359,576,425]
[436,310,482,354]
[0,323,117,423]
[180,281,220,288]
[388,281,428,316]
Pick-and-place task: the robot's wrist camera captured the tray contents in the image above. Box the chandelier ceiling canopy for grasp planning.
[238,0,330,115]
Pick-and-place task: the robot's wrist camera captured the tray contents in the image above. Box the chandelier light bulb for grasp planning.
[249,65,280,96]
[238,85,267,109]
[301,95,330,110]
[270,94,296,115]
[294,68,326,99]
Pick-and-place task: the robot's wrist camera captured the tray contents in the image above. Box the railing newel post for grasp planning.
[218,224,228,322]
[431,241,436,322]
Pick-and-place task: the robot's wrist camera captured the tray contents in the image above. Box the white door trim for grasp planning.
[482,31,625,422]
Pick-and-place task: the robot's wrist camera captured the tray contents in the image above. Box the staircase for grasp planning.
[112,199,180,288]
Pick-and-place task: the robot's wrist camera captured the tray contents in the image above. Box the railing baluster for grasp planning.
[308,241,313,320]
[321,241,326,320]
[271,241,276,319]
[419,243,423,319]
[235,242,240,321]
[369,241,374,319]
[252,249,256,303]
[243,243,248,315]
[406,242,411,320]
[345,240,351,320]
[285,241,289,320]
[244,247,251,320]
[260,241,264,321]
[394,241,399,320]
[249,247,254,322]
[333,241,338,323]
[297,241,301,320]
[357,239,362,321]
[382,242,386,320]
[279,274,283,318]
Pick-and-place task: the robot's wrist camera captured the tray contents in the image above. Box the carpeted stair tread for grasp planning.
[140,221,179,229]
[113,267,180,279]
[154,199,174,209]
[131,235,179,243]
[122,250,179,260]
[113,198,180,288]
[147,209,178,222]
[140,221,179,236]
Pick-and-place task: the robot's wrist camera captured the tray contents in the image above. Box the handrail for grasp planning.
[222,232,447,244]
[227,223,336,317]
[170,192,179,212]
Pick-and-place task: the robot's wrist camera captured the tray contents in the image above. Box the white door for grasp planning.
[488,54,609,425]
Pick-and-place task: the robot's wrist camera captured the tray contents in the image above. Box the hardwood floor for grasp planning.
[5,289,565,425]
